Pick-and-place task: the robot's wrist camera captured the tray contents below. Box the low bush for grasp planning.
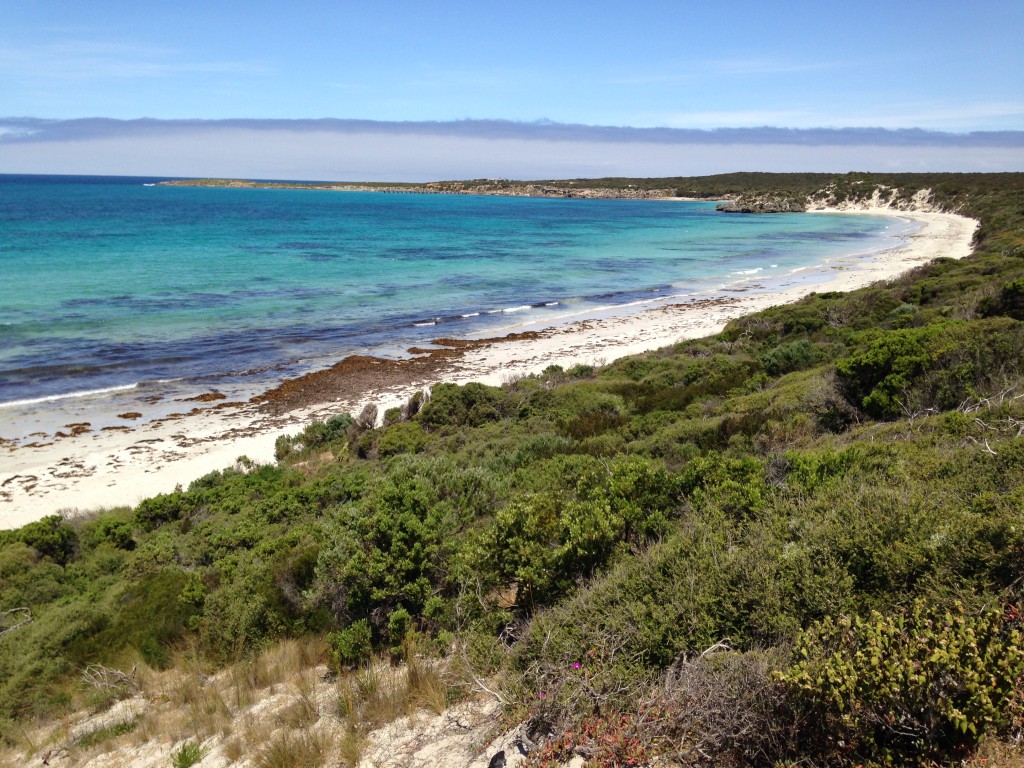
[760,338,822,375]
[17,516,78,565]
[779,600,1024,765]
[328,620,373,670]
[275,413,355,460]
[376,421,427,458]
[836,319,1024,419]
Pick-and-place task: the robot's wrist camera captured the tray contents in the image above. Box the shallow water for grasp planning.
[0,174,913,440]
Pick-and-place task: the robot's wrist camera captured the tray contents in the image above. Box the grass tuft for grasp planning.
[171,739,204,768]
[252,728,332,768]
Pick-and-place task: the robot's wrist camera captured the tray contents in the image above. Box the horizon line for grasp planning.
[3,117,1023,148]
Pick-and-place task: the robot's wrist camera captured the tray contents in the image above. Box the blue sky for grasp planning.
[4,0,1022,130]
[2,1,1022,179]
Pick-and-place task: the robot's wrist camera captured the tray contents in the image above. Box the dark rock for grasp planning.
[716,195,807,213]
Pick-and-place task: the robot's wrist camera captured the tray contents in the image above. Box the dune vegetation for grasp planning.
[2,172,1024,766]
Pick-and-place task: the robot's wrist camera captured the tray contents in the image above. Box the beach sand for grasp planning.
[0,207,978,529]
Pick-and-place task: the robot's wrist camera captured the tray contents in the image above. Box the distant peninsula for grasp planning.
[158,177,687,199]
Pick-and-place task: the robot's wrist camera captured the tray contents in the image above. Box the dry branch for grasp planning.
[0,607,32,637]
[81,663,138,692]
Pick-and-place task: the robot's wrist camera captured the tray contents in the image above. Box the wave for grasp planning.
[411,301,564,327]
[0,382,140,409]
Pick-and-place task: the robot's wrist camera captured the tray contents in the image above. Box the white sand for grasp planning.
[0,207,978,529]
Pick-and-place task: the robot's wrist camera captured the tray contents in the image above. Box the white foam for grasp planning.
[0,382,140,409]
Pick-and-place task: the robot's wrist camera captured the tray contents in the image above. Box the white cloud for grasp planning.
[2,124,1021,181]
[638,102,1024,131]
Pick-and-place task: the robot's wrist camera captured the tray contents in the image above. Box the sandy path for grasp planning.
[0,207,977,529]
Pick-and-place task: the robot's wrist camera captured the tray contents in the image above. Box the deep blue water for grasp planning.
[0,174,912,436]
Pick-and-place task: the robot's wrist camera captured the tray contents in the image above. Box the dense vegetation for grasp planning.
[529,170,1024,204]
[2,172,1024,766]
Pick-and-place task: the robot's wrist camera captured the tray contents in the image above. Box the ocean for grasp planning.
[0,174,914,440]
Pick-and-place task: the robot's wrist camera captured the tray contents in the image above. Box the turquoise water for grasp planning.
[0,174,912,437]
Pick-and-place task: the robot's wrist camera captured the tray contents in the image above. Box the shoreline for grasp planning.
[0,207,978,529]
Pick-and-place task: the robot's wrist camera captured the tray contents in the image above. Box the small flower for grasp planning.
[573,662,582,669]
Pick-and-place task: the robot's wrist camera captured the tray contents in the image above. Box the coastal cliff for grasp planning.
[716,184,948,215]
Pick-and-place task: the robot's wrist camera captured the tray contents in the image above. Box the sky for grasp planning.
[2,1,1023,180]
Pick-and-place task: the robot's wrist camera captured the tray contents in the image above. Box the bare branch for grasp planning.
[965,435,999,456]
[453,640,507,706]
[81,663,138,692]
[0,607,32,637]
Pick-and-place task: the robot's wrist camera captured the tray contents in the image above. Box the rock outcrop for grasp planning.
[715,195,806,213]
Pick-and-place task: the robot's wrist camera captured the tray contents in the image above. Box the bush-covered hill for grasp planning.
[2,173,1024,766]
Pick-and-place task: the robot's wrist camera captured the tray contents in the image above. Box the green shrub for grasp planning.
[418,382,507,429]
[835,319,1024,419]
[274,433,296,461]
[275,414,355,460]
[313,467,471,630]
[197,567,290,662]
[760,339,821,375]
[632,356,759,415]
[387,606,413,653]
[18,516,78,565]
[548,384,627,439]
[65,568,199,668]
[328,619,373,669]
[134,491,190,529]
[377,421,427,457]
[982,277,1024,320]
[86,516,135,551]
[779,600,1024,765]
[482,457,680,607]
[678,452,766,519]
[566,363,595,378]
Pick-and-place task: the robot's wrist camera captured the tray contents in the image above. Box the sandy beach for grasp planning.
[0,206,978,529]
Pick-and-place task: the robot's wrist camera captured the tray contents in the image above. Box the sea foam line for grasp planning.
[0,383,140,409]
